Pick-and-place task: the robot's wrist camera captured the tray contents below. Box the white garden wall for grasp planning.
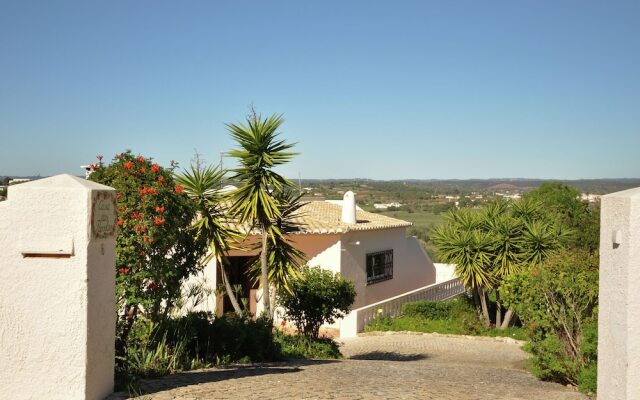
[0,175,116,400]
[599,187,640,399]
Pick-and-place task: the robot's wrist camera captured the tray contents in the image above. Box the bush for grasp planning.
[278,266,356,338]
[274,332,342,359]
[402,296,476,320]
[155,312,282,364]
[528,334,577,382]
[502,249,598,391]
[89,151,207,356]
[117,311,345,392]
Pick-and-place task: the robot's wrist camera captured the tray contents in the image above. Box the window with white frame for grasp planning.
[366,249,393,284]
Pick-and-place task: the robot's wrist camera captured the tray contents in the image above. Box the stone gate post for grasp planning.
[599,187,640,399]
[0,174,116,400]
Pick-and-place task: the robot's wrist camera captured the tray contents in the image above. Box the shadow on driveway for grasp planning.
[348,351,429,361]
[109,360,340,399]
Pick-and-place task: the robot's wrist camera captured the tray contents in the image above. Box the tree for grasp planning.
[432,209,494,325]
[525,182,599,252]
[227,112,298,317]
[89,151,207,355]
[247,190,307,300]
[174,163,244,316]
[432,199,566,328]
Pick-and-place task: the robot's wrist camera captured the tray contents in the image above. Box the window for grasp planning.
[366,250,393,284]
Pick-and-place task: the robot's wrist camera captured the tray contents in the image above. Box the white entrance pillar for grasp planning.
[599,187,640,399]
[0,175,116,400]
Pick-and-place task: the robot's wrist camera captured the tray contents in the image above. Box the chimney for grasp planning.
[341,191,357,224]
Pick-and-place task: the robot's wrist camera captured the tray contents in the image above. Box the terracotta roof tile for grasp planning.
[227,201,411,235]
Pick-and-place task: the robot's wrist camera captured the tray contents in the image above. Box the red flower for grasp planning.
[135,224,147,233]
[157,175,165,184]
[123,161,134,170]
[118,267,130,275]
[151,164,160,173]
[153,217,165,226]
[155,206,164,214]
[117,218,124,227]
[140,187,158,196]
[280,320,286,327]
[131,212,141,219]
[174,185,184,194]
[136,156,145,163]
[139,167,146,174]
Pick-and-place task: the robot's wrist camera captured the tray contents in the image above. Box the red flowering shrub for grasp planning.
[89,150,206,352]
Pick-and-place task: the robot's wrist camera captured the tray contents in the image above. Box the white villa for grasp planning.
[187,191,461,337]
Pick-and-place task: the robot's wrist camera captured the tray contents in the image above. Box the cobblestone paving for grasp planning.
[114,333,588,400]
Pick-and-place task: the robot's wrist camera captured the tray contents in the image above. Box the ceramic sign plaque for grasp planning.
[91,191,117,240]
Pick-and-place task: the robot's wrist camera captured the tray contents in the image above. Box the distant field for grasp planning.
[378,209,443,261]
[378,209,444,228]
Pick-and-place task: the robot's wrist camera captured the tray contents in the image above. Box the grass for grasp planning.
[365,296,528,341]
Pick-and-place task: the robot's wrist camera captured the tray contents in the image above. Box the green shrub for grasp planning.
[156,312,282,364]
[366,296,527,338]
[578,323,597,393]
[402,296,476,320]
[278,266,356,338]
[502,249,599,392]
[578,363,597,394]
[117,312,284,388]
[89,151,207,357]
[274,332,342,359]
[528,334,577,383]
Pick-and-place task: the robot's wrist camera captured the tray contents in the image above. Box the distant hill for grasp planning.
[300,178,640,195]
[488,183,519,190]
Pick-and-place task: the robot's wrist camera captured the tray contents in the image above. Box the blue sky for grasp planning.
[1,1,638,179]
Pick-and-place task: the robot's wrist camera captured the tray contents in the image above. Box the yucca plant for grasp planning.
[174,164,244,315]
[248,190,307,301]
[433,199,569,328]
[226,112,299,316]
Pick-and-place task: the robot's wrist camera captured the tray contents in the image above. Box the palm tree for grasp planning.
[247,190,307,314]
[433,200,568,329]
[227,112,298,317]
[432,209,495,326]
[174,164,244,315]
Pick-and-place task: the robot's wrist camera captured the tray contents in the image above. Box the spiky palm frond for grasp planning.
[444,208,483,231]
[247,189,307,294]
[510,197,544,224]
[432,225,495,290]
[489,215,526,279]
[520,220,566,266]
[174,165,239,264]
[226,113,299,226]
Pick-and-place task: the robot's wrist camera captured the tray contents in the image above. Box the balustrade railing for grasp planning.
[340,278,466,337]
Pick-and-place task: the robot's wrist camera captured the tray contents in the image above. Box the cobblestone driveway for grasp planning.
[116,333,588,400]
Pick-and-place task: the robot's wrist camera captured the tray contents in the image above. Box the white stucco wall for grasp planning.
[599,187,640,399]
[0,175,116,400]
[339,228,436,309]
[434,263,457,283]
[184,228,436,334]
